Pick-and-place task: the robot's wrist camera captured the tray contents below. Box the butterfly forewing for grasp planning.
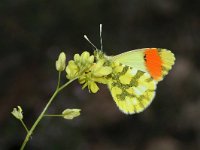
[108,48,147,73]
[159,49,175,78]
[108,48,175,82]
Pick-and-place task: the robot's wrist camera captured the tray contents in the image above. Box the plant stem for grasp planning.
[20,78,77,150]
[56,71,61,90]
[20,120,29,133]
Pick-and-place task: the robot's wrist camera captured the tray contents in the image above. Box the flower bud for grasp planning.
[62,109,81,119]
[56,52,66,71]
[11,106,23,120]
[89,81,99,93]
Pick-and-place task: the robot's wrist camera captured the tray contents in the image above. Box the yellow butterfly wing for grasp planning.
[107,48,175,81]
[107,63,157,114]
[103,48,175,114]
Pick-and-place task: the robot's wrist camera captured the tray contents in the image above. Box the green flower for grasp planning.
[56,52,66,71]
[66,50,112,93]
[11,106,23,120]
[91,59,112,78]
[79,73,99,93]
[65,60,79,79]
[66,51,94,79]
[79,59,112,93]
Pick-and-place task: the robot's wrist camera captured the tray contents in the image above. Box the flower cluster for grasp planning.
[65,51,112,93]
[66,51,94,79]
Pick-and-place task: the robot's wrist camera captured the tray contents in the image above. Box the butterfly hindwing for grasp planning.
[107,63,157,114]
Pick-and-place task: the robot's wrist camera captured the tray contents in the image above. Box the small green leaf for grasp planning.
[62,109,81,119]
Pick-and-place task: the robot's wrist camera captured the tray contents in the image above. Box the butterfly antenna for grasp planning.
[84,35,97,50]
[100,24,103,51]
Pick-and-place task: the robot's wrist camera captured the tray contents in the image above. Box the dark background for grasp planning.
[1,0,200,150]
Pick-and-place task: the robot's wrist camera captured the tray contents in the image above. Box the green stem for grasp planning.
[20,78,77,150]
[56,71,61,90]
[20,120,29,133]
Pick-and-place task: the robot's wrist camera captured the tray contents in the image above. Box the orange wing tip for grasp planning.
[144,48,162,81]
[144,48,175,81]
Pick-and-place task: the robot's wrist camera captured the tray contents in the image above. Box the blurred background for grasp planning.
[1,0,200,150]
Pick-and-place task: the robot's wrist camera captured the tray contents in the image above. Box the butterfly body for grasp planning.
[95,48,175,114]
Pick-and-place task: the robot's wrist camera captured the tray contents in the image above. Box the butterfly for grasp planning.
[95,48,175,114]
[84,25,175,114]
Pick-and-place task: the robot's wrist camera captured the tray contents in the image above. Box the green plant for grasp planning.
[11,47,112,150]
